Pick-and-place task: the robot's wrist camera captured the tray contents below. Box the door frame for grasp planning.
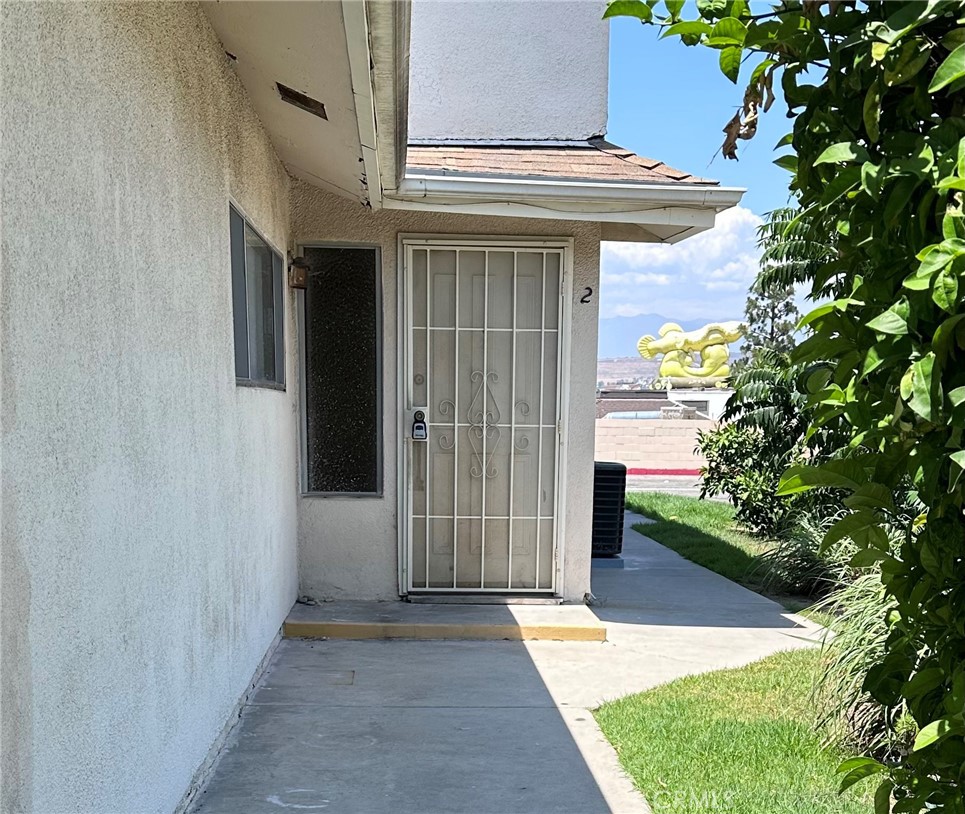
[396,234,575,596]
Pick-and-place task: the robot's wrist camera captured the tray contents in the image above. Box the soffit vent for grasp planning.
[276,82,328,120]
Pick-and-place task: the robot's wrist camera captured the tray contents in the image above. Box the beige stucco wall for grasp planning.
[408,0,609,141]
[595,419,715,471]
[1,5,297,812]
[291,181,601,602]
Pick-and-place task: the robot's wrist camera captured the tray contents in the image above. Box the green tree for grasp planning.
[605,1,965,811]
[740,279,799,367]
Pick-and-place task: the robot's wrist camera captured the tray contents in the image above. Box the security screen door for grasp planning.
[403,241,565,593]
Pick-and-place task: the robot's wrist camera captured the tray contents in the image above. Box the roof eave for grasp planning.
[342,0,382,208]
[383,173,745,242]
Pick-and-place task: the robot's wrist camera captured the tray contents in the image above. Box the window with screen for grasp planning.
[230,205,285,387]
[302,246,381,494]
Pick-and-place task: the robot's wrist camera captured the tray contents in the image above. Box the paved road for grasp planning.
[192,515,822,814]
[625,474,732,501]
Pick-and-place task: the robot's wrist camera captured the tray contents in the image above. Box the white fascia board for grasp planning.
[342,0,383,208]
[382,174,744,230]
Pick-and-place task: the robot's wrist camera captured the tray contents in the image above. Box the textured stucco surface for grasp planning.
[408,0,609,141]
[292,180,601,603]
[1,4,298,812]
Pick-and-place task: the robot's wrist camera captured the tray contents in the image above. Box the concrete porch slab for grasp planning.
[284,600,607,642]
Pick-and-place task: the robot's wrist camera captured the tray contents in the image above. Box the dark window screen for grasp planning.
[304,247,381,493]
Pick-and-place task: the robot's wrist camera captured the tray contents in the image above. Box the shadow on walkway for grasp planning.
[192,638,620,814]
[589,513,803,629]
[192,513,824,814]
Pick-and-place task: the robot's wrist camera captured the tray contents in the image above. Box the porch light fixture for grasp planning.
[288,256,310,289]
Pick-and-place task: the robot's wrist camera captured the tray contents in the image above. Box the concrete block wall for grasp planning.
[594,419,716,472]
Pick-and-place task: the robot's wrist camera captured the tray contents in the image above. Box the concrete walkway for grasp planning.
[192,513,824,814]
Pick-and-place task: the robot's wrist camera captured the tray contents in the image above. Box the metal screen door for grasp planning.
[403,241,565,593]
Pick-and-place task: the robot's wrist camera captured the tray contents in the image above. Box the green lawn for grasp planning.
[594,649,873,814]
[624,492,814,611]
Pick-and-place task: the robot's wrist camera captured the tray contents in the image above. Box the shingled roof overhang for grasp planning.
[382,139,745,244]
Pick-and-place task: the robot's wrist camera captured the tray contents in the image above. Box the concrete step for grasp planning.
[284,599,606,642]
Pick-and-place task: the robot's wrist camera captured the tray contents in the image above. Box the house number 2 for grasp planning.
[580,287,593,303]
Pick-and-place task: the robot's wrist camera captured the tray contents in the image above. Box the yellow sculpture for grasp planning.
[637,321,745,388]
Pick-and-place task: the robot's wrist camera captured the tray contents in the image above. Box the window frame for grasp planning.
[230,203,286,390]
[296,242,384,498]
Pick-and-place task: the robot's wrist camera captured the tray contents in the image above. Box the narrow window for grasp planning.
[302,246,381,494]
[230,205,285,387]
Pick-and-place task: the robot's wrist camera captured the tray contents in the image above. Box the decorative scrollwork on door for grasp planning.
[466,370,500,479]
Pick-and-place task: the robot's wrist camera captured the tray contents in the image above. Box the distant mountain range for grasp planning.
[597,313,710,359]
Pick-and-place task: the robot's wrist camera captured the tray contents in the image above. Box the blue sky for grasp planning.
[599,15,794,326]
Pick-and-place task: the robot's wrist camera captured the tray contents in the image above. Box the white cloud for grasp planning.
[601,271,672,286]
[599,205,763,321]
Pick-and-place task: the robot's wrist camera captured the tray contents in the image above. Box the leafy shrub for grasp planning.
[697,423,794,536]
[698,349,823,538]
[606,1,965,807]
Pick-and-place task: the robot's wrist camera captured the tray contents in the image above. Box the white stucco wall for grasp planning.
[408,0,610,141]
[1,5,298,813]
[291,181,601,603]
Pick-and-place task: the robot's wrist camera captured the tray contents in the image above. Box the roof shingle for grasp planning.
[406,138,716,186]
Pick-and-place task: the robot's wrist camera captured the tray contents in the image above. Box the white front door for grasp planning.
[402,240,566,593]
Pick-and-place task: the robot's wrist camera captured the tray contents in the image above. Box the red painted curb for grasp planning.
[626,468,701,476]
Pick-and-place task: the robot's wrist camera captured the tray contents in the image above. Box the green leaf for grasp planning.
[949,450,965,490]
[861,161,884,196]
[773,154,797,172]
[884,39,932,86]
[660,20,712,39]
[943,211,965,240]
[663,0,685,20]
[917,243,956,276]
[929,42,965,92]
[934,314,965,356]
[943,29,965,50]
[798,302,835,328]
[778,460,868,496]
[889,143,935,178]
[815,142,871,165]
[904,668,946,700]
[879,0,947,45]
[932,269,959,312]
[874,779,893,814]
[750,58,776,86]
[709,16,746,44]
[822,511,882,554]
[719,45,742,83]
[867,307,908,336]
[863,82,881,142]
[837,757,887,793]
[603,0,653,20]
[821,166,861,205]
[844,483,896,512]
[948,386,965,407]
[850,548,889,568]
[913,717,965,751]
[908,353,938,422]
[696,0,727,18]
[884,176,919,225]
